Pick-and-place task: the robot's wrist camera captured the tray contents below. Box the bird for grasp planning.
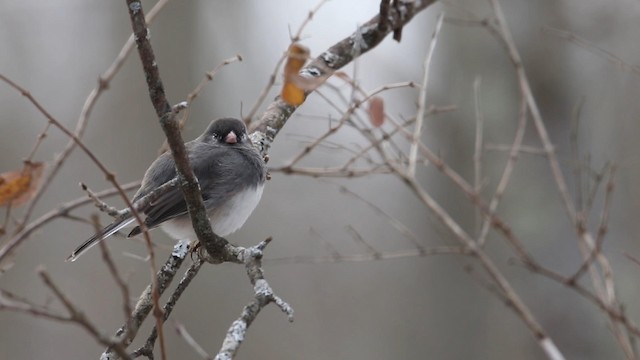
[67,118,267,262]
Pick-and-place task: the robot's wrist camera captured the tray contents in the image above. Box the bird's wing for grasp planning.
[128,187,187,237]
[128,144,239,237]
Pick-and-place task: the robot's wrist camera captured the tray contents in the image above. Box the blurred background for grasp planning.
[1,0,640,359]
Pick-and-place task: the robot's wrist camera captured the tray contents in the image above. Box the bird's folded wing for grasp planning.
[128,186,188,237]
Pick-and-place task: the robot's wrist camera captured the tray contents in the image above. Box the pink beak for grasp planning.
[225,131,237,144]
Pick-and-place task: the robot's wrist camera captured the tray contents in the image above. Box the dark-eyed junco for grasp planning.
[67,118,266,262]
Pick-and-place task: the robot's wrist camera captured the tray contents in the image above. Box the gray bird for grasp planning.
[67,118,266,262]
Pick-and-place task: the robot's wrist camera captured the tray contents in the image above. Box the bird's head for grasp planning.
[202,118,248,146]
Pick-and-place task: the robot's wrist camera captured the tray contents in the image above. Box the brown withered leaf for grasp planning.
[281,43,310,106]
[368,96,385,127]
[0,162,45,207]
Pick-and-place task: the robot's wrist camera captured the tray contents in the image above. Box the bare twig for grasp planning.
[473,77,484,235]
[94,214,133,325]
[281,81,415,170]
[485,144,546,155]
[175,322,213,360]
[408,12,444,176]
[543,26,640,76]
[568,167,616,283]
[570,97,586,213]
[38,267,132,360]
[266,246,470,265]
[82,183,123,218]
[0,288,71,322]
[337,185,424,250]
[477,95,527,246]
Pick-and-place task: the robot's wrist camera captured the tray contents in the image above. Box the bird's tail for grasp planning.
[66,217,136,262]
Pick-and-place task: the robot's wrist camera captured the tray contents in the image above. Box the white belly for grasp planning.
[160,184,264,240]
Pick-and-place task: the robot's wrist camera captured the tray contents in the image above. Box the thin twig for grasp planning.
[266,246,470,265]
[175,322,213,360]
[543,26,640,76]
[345,225,380,259]
[408,12,444,176]
[82,183,123,217]
[570,97,586,213]
[282,82,415,170]
[477,94,527,246]
[568,166,616,283]
[94,214,133,325]
[38,267,132,360]
[473,76,484,236]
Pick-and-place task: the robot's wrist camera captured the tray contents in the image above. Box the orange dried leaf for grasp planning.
[0,162,45,207]
[281,43,310,106]
[282,82,305,106]
[368,97,385,127]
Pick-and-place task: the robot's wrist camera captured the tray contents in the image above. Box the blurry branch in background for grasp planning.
[442,5,638,358]
[39,267,133,360]
[0,277,131,360]
[270,1,640,359]
[488,0,634,356]
[542,26,640,76]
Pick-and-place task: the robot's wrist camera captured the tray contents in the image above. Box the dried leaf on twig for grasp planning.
[368,96,385,127]
[281,43,310,106]
[0,162,45,207]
